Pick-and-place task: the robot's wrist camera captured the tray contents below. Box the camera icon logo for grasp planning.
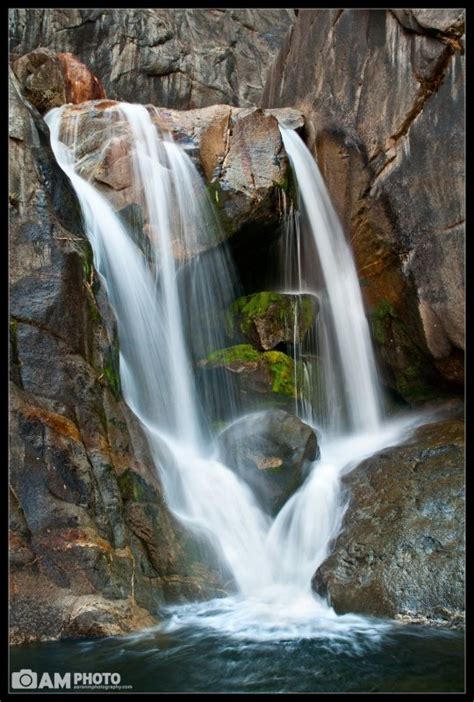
[11,669,38,689]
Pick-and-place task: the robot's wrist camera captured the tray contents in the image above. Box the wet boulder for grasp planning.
[313,412,464,629]
[217,409,319,515]
[228,291,317,350]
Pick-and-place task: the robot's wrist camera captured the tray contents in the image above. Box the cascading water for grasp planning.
[278,127,384,434]
[46,103,275,596]
[46,103,420,643]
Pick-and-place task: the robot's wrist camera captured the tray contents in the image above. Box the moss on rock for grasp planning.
[206,343,262,365]
[228,291,317,350]
[117,469,154,503]
[203,343,301,398]
[261,350,297,396]
[103,335,121,400]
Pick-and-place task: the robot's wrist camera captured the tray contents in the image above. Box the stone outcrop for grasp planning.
[313,411,464,628]
[9,9,295,109]
[228,291,317,351]
[11,47,105,113]
[55,100,303,252]
[217,410,319,515]
[9,69,225,645]
[261,9,465,399]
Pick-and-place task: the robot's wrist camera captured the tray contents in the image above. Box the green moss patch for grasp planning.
[228,291,316,348]
[261,350,299,396]
[117,469,153,502]
[206,344,261,365]
[203,344,301,398]
[103,335,121,400]
[371,298,396,344]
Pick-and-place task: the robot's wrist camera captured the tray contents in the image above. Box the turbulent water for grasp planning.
[46,103,426,651]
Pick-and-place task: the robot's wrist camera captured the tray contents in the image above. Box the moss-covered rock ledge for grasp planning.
[197,344,302,417]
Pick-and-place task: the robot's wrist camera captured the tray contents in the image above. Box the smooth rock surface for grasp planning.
[217,410,319,515]
[313,413,464,628]
[56,101,303,250]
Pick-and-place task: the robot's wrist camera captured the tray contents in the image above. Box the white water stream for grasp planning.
[46,104,420,643]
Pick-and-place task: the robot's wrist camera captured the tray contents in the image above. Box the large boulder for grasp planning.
[11,47,105,113]
[9,69,225,645]
[55,100,303,253]
[313,412,464,628]
[217,410,319,515]
[197,344,301,420]
[9,9,295,109]
[228,291,317,350]
[261,9,465,398]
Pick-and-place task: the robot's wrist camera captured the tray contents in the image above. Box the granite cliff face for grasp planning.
[9,8,295,109]
[262,9,465,401]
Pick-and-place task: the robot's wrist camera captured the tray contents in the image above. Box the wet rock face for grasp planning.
[217,410,319,515]
[313,413,464,628]
[11,47,105,113]
[261,9,465,397]
[228,291,317,351]
[9,70,225,645]
[9,8,295,109]
[55,101,303,252]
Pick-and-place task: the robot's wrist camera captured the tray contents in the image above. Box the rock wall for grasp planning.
[9,8,295,109]
[9,69,226,644]
[261,9,465,401]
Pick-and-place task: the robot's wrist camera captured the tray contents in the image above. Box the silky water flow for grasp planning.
[46,105,423,645]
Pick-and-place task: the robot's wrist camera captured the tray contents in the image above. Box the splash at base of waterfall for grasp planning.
[159,593,389,646]
[149,411,429,644]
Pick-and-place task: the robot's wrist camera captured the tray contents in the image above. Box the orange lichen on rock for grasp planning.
[58,52,106,104]
[21,405,81,442]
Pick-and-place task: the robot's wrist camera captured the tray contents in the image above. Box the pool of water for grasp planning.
[10,602,464,693]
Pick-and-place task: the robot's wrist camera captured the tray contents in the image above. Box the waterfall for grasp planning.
[46,104,275,595]
[46,103,415,640]
[279,127,383,434]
